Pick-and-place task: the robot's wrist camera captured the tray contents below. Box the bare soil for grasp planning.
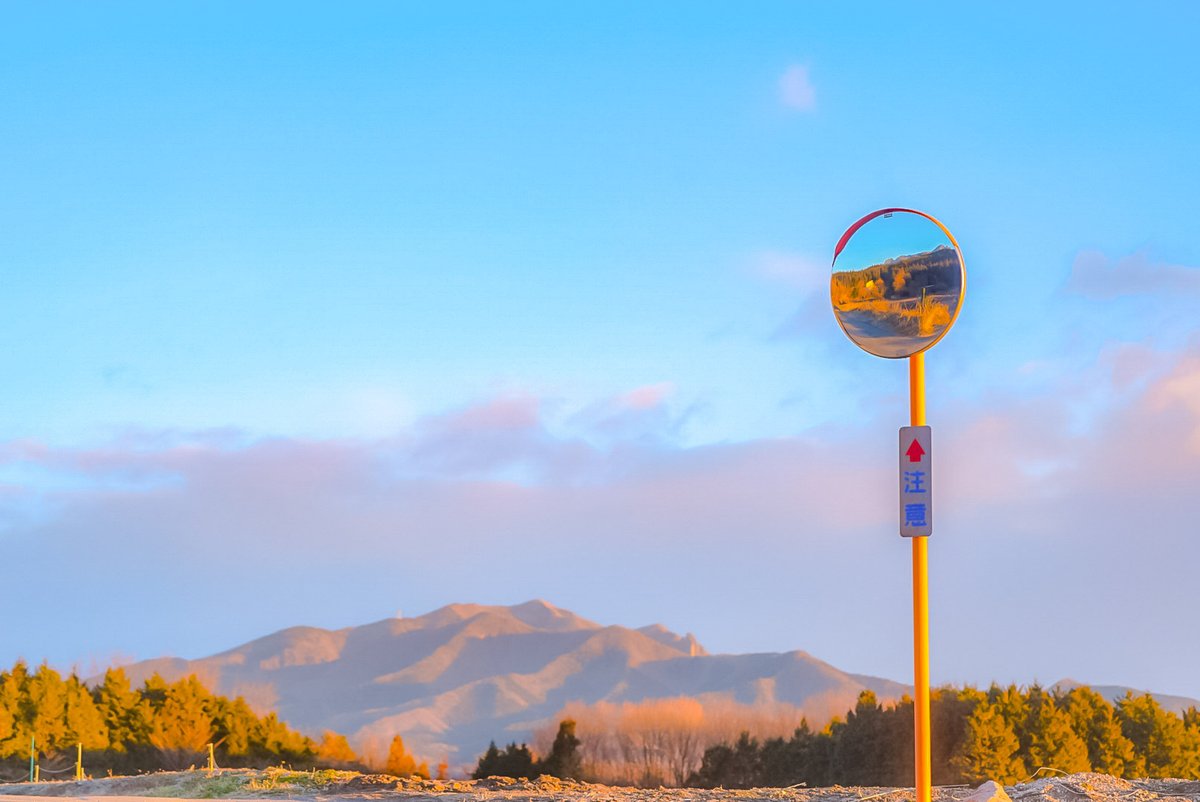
[0,769,1197,802]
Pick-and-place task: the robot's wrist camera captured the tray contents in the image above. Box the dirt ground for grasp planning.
[0,768,1197,802]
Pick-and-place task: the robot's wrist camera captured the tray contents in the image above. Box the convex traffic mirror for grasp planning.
[831,209,965,358]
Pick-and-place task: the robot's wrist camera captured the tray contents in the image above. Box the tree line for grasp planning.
[473,720,582,781]
[0,660,370,777]
[475,685,1200,787]
[691,685,1200,787]
[528,697,808,786]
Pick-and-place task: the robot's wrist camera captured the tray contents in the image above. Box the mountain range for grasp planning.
[108,600,1199,769]
[110,600,907,767]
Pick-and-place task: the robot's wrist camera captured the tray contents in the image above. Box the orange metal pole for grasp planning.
[910,352,931,802]
[910,351,926,425]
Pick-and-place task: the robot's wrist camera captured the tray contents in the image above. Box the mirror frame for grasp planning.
[831,207,966,359]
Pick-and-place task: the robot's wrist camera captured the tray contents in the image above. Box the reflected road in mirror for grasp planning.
[831,211,964,358]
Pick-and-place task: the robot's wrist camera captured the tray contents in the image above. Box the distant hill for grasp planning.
[106,600,906,768]
[832,244,962,301]
[1052,679,1200,716]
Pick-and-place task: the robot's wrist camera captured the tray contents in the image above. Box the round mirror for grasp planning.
[831,209,965,358]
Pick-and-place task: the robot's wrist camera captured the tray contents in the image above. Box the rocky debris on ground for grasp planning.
[961,780,1011,802]
[0,769,1197,801]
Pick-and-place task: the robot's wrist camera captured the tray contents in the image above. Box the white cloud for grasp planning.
[1067,249,1200,299]
[753,250,827,293]
[750,250,834,340]
[778,64,816,111]
[4,348,1200,698]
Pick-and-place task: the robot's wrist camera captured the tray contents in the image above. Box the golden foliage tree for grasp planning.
[539,696,799,786]
[316,731,359,766]
[384,734,429,778]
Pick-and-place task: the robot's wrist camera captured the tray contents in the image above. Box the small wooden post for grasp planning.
[76,743,83,781]
[207,743,215,772]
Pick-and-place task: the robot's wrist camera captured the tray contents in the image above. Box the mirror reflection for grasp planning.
[831,210,964,358]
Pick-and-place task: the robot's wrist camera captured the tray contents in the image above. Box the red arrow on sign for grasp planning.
[905,439,925,463]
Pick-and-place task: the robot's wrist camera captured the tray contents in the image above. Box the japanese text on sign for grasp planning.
[899,425,932,537]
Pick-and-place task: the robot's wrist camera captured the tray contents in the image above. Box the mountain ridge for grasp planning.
[102,601,1198,770]
[1050,678,1198,716]
[103,600,908,767]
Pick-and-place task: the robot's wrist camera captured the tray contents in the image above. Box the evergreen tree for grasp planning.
[472,741,534,780]
[251,712,315,762]
[27,663,69,753]
[0,684,13,758]
[932,686,985,784]
[0,664,27,759]
[689,732,761,789]
[210,696,257,759]
[1177,722,1200,779]
[760,721,824,787]
[878,695,915,787]
[1185,708,1200,730]
[1062,687,1134,776]
[497,743,534,779]
[144,675,214,767]
[808,723,836,788]
[1183,707,1200,779]
[1117,693,1189,778]
[63,673,108,750]
[689,742,738,788]
[94,668,150,752]
[758,734,793,787]
[538,719,582,779]
[832,691,886,786]
[473,742,502,779]
[989,684,1029,736]
[1024,691,1089,775]
[951,701,1024,784]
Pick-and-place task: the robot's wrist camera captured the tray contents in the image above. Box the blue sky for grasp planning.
[2,2,1200,703]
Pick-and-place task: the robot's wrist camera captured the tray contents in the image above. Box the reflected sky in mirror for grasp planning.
[831,211,964,359]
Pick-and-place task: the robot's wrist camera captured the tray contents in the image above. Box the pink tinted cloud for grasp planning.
[619,383,673,411]
[5,352,1200,698]
[1101,342,1170,391]
[566,384,686,451]
[1107,347,1200,462]
[431,395,542,433]
[401,394,598,482]
[7,344,1198,556]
